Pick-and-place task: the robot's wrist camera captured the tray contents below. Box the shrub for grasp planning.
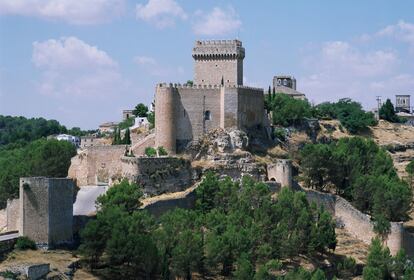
[15,236,36,250]
[157,146,168,156]
[273,127,287,141]
[145,147,157,157]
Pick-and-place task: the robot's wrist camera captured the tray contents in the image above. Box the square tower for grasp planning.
[396,95,411,113]
[19,177,74,248]
[192,40,245,86]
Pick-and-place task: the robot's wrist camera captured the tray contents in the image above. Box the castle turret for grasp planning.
[192,40,244,86]
[267,159,292,188]
[155,84,176,154]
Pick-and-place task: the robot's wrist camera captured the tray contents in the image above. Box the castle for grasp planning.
[155,40,265,153]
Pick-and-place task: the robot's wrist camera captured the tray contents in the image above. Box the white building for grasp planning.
[55,134,80,147]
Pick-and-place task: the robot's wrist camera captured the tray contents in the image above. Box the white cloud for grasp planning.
[377,20,414,52]
[193,6,241,36]
[300,39,407,108]
[133,55,184,77]
[0,0,125,25]
[135,0,187,28]
[32,37,126,97]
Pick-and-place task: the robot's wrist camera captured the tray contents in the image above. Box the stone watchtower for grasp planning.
[192,40,245,86]
[19,177,74,248]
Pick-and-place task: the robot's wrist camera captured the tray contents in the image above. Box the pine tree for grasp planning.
[272,87,276,100]
[379,99,399,122]
[123,128,131,145]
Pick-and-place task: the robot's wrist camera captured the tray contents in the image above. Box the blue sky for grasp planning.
[1,0,414,129]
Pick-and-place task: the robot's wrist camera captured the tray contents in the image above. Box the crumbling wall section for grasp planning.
[121,157,195,195]
[304,188,406,256]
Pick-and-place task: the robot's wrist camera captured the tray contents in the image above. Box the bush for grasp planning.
[268,93,313,126]
[157,146,168,156]
[118,118,134,130]
[314,98,377,133]
[273,127,287,141]
[15,236,36,250]
[145,147,157,157]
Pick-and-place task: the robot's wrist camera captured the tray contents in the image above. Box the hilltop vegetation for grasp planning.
[0,115,95,148]
[0,139,76,207]
[266,94,377,134]
[79,176,336,279]
[299,137,412,226]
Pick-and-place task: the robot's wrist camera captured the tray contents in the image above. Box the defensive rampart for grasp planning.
[304,188,411,256]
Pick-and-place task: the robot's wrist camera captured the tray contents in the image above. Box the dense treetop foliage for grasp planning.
[379,99,405,123]
[265,94,377,134]
[80,176,336,279]
[313,98,377,133]
[0,139,76,208]
[0,115,95,147]
[133,103,149,118]
[299,137,412,223]
[266,93,313,127]
[362,238,414,279]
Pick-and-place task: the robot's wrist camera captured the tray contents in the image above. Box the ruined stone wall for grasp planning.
[143,188,196,218]
[5,199,19,231]
[68,145,127,186]
[120,157,194,195]
[131,133,155,156]
[48,179,73,246]
[304,188,407,256]
[267,159,292,188]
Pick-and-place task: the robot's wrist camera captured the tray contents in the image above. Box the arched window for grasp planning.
[283,79,288,86]
[204,110,211,120]
[277,79,282,85]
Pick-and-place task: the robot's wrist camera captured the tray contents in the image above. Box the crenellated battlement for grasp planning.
[156,83,263,92]
[192,39,245,59]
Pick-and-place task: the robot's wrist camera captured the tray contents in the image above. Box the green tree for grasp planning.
[122,128,131,145]
[233,254,254,280]
[133,103,149,117]
[314,98,377,133]
[156,209,203,280]
[147,111,155,129]
[363,238,391,280]
[270,93,312,126]
[0,139,76,207]
[97,179,143,213]
[145,147,157,157]
[379,99,400,123]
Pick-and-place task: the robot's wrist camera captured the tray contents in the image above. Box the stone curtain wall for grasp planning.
[143,188,197,218]
[5,199,19,232]
[68,145,127,186]
[121,157,194,195]
[304,188,408,256]
[237,87,265,129]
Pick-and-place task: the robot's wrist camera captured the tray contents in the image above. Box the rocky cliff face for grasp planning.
[187,128,267,181]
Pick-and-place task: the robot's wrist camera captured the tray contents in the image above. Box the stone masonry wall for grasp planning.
[68,145,127,186]
[48,179,73,246]
[237,87,264,129]
[304,188,407,256]
[120,157,194,195]
[19,177,73,248]
[5,199,19,232]
[266,159,292,188]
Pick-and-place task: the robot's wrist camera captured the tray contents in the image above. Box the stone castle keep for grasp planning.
[155,40,265,153]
